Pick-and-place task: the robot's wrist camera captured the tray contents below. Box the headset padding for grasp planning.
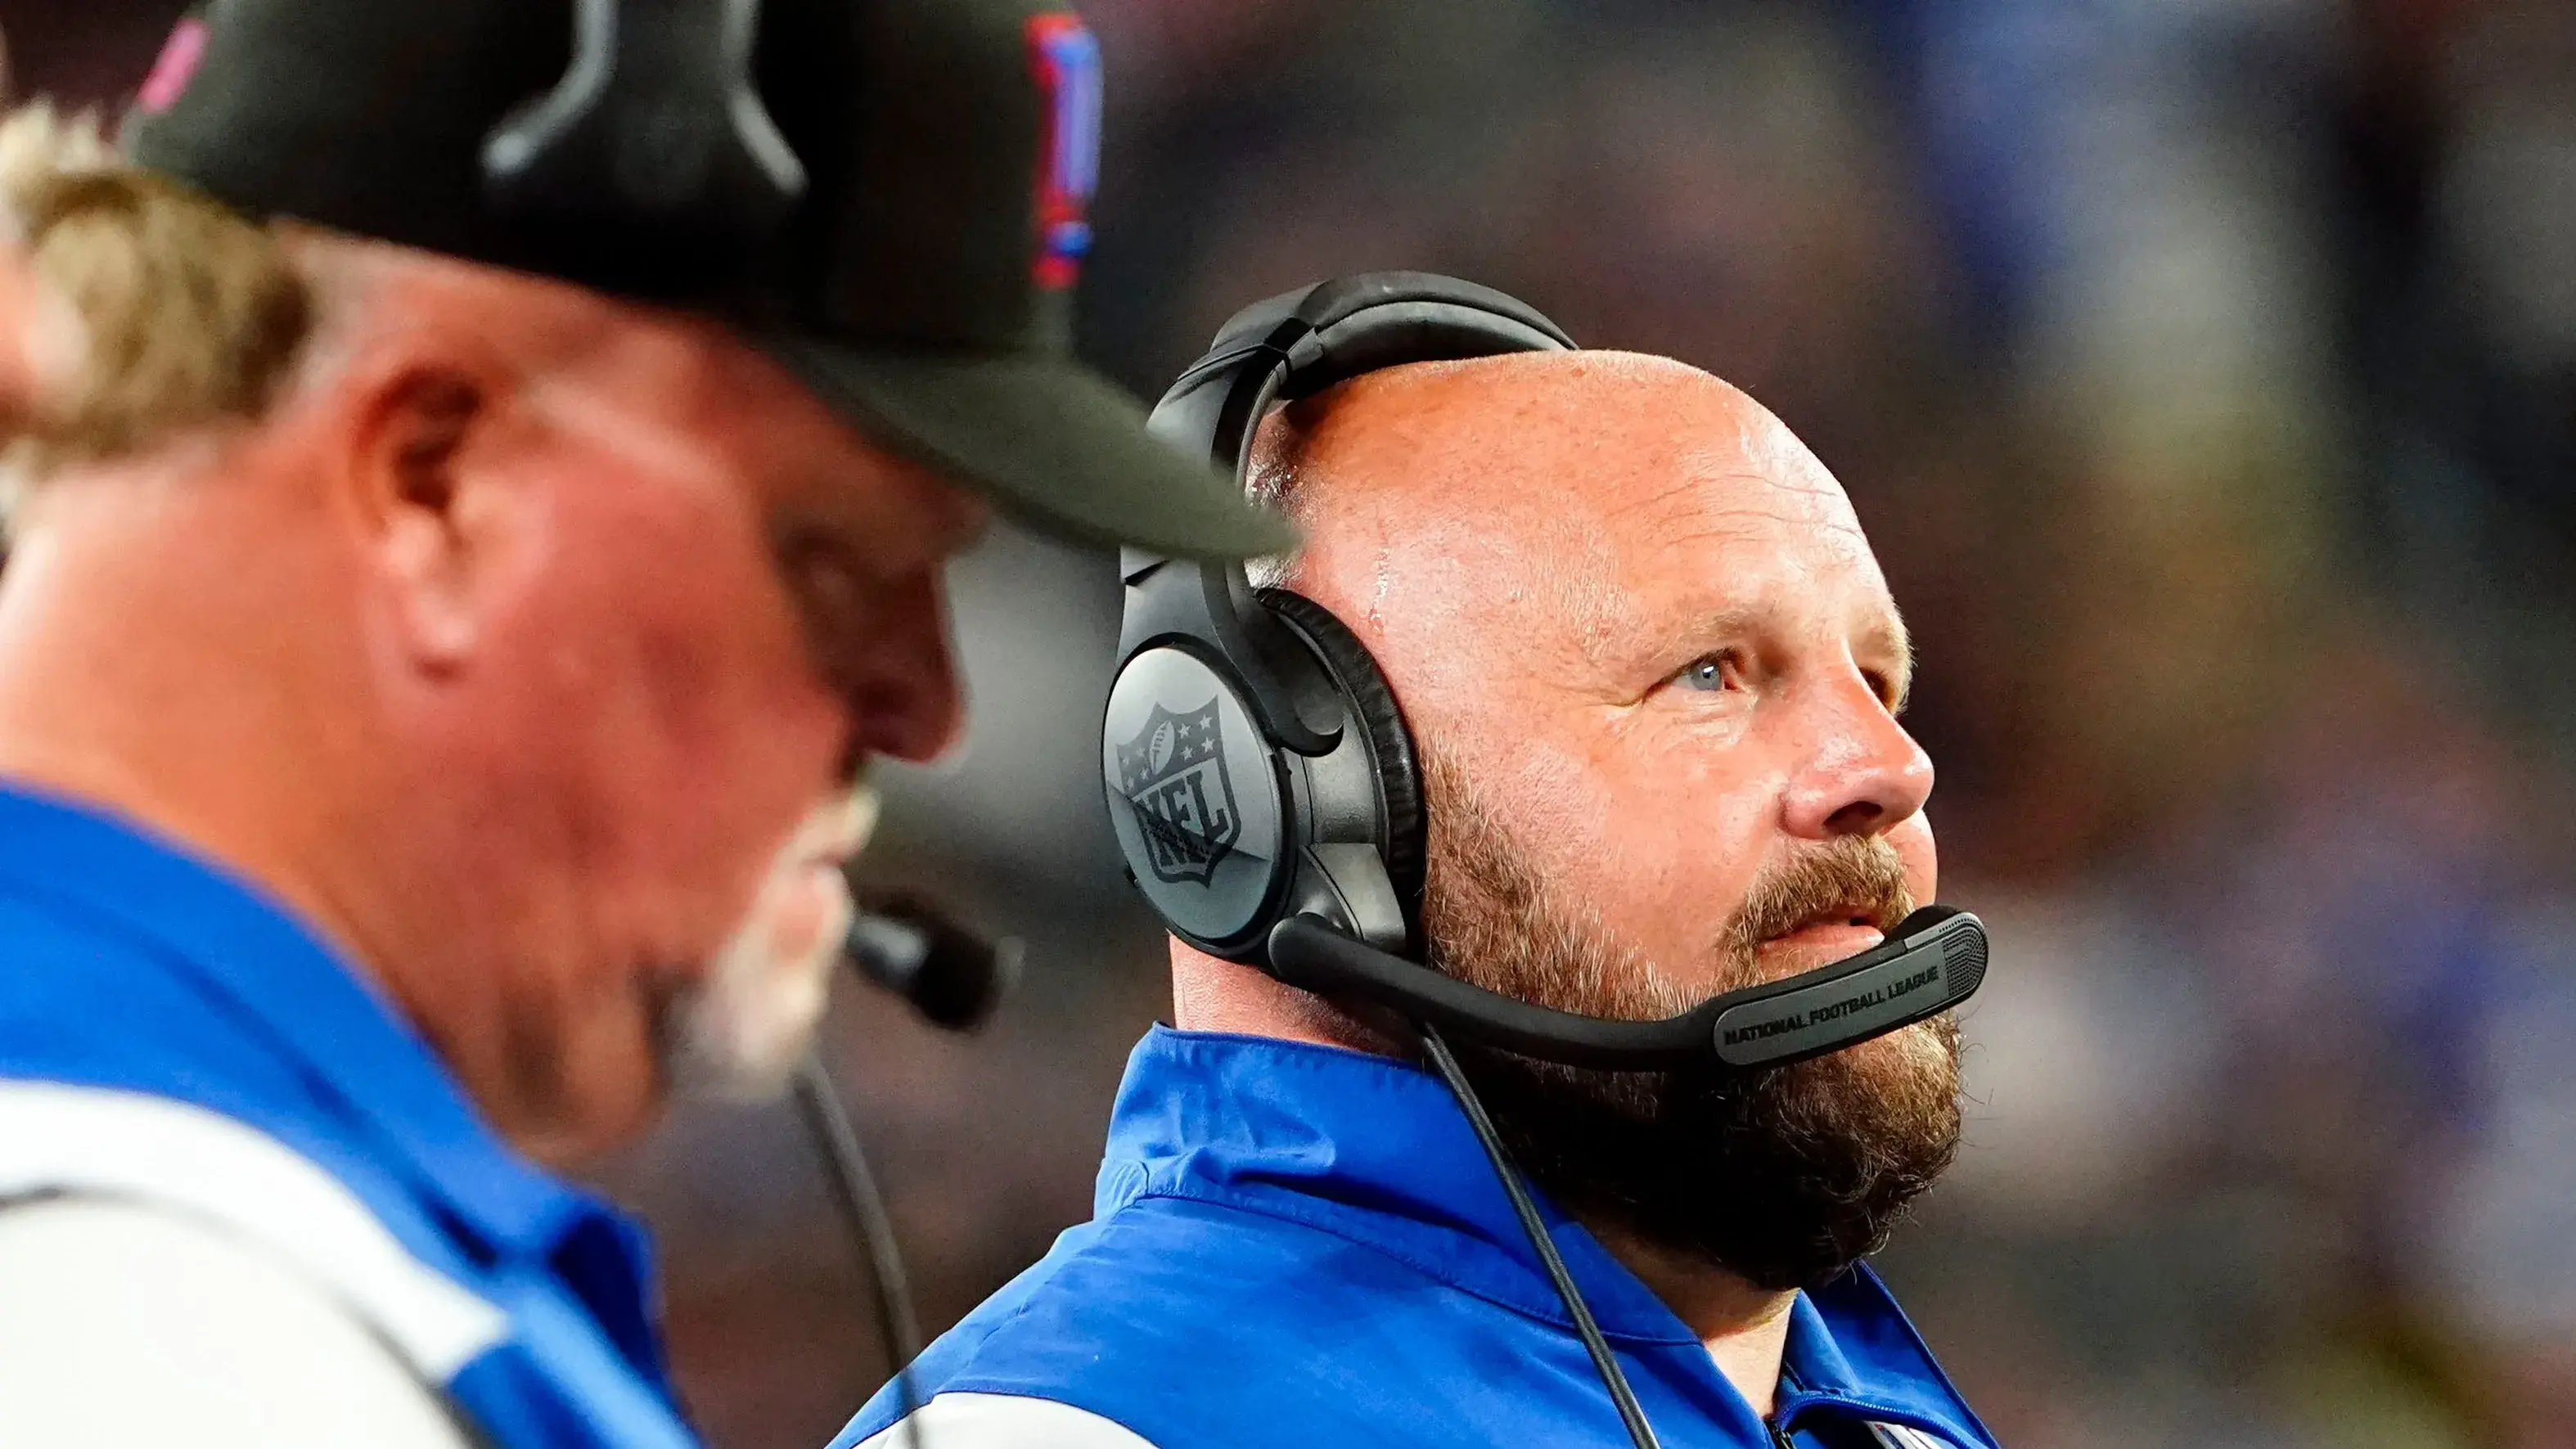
[1257,587,1425,916]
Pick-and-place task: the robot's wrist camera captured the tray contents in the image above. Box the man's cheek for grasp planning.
[1591,803,1760,949]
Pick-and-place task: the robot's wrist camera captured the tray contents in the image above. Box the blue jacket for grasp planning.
[837,1026,2000,1449]
[0,781,698,1449]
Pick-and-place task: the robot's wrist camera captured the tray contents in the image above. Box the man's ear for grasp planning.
[345,358,514,669]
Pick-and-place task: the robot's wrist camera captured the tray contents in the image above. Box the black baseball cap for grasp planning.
[120,0,1292,559]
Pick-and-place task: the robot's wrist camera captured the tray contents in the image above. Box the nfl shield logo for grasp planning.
[1115,700,1241,887]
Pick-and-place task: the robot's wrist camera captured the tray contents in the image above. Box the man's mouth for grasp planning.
[1753,902,1892,970]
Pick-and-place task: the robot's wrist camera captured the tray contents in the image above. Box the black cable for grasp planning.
[1416,1022,1664,1449]
[793,1053,925,1449]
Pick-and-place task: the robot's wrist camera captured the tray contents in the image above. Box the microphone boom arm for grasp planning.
[1265,905,1988,1071]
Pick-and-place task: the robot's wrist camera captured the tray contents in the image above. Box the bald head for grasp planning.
[1180,348,1934,1040]
[1253,348,1909,756]
[1259,350,1884,621]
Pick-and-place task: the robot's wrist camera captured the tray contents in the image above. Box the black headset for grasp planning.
[480,0,805,286]
[1103,272,1991,1074]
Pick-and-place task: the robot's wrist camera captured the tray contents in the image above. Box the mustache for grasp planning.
[1722,836,1916,978]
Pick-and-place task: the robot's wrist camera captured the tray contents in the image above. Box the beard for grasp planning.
[658,788,876,1102]
[1418,754,1961,1292]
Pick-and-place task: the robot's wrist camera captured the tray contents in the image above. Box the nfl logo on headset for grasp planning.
[1025,14,1101,290]
[1115,701,1241,888]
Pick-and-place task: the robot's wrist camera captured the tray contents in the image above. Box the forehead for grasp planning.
[1299,358,1895,671]
[1615,396,1875,575]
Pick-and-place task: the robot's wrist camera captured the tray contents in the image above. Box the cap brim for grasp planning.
[761,336,1296,560]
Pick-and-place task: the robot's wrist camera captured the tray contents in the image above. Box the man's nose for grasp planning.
[842,577,965,766]
[1777,674,1934,840]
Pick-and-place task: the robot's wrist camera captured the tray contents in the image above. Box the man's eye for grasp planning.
[777,538,871,688]
[1673,654,1738,692]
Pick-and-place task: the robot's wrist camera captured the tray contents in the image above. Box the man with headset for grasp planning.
[0,1,1286,1446]
[835,276,1999,1449]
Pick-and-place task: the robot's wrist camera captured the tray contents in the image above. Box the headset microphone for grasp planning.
[1268,904,1986,1072]
[842,889,1024,1032]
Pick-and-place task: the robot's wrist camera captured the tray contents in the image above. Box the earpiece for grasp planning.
[1101,271,1990,1073]
[1256,587,1425,919]
[1104,273,1570,967]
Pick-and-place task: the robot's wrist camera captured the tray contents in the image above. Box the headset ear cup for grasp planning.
[1255,588,1425,918]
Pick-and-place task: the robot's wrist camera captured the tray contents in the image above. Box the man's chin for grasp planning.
[660,821,862,1103]
[1464,1011,1964,1294]
[655,952,835,1104]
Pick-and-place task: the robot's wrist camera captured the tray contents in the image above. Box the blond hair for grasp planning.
[0,102,315,528]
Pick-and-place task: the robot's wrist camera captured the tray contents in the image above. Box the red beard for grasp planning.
[1418,754,1963,1292]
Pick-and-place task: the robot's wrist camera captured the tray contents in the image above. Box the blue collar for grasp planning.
[0,779,616,1265]
[1100,1025,1989,1443]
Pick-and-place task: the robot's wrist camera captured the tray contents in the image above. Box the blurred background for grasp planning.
[11,0,2576,1444]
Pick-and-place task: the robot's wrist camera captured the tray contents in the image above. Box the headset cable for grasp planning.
[1417,1022,1664,1449]
[794,1053,925,1449]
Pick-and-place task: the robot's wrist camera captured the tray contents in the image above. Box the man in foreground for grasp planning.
[839,347,1998,1447]
[0,1,1285,1446]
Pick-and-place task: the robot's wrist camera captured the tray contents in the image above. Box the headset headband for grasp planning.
[1149,272,1576,478]
[484,0,808,286]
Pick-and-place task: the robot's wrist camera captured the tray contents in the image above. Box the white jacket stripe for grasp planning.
[855,1393,1164,1448]
[0,1080,509,1379]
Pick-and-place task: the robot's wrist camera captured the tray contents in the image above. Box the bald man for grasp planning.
[832,345,1997,1449]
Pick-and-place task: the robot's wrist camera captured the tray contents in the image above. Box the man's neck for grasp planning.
[1170,947,1402,1054]
[0,504,388,986]
[0,487,664,1166]
[1584,1217,1799,1419]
